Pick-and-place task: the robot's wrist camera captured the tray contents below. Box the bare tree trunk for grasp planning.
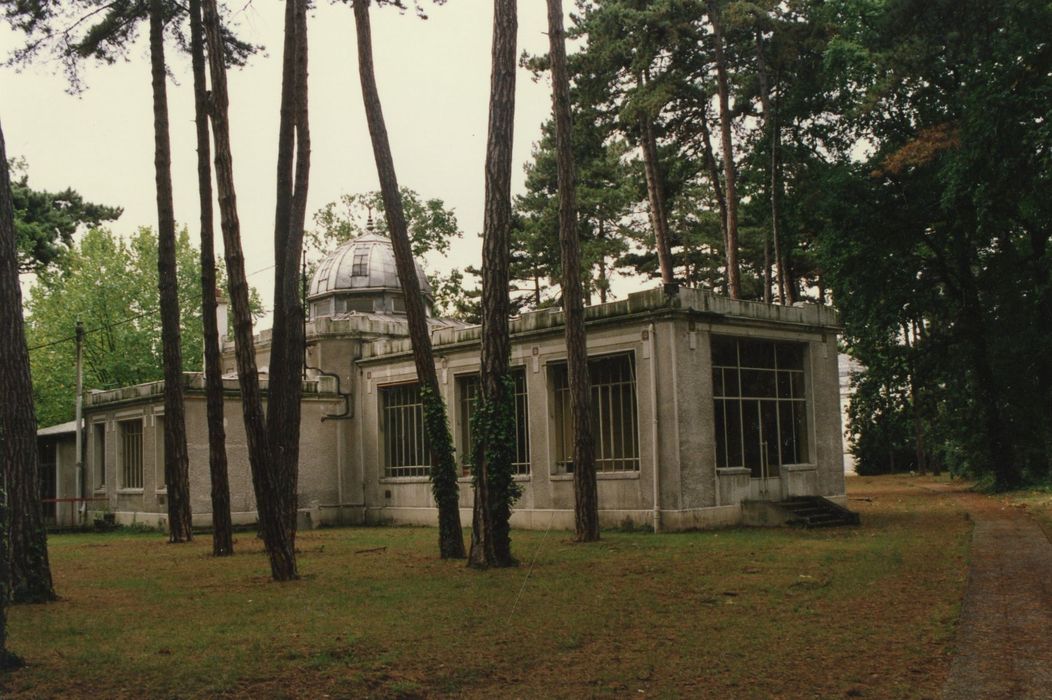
[549,0,599,542]
[0,483,24,668]
[708,0,741,299]
[149,0,193,543]
[353,0,465,559]
[189,0,233,556]
[754,30,785,305]
[466,0,520,568]
[639,109,675,287]
[202,0,297,580]
[267,0,310,545]
[0,123,55,606]
[698,107,729,295]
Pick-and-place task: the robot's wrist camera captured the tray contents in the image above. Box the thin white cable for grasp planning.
[507,509,556,624]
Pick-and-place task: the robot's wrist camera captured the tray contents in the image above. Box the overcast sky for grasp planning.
[2,1,631,322]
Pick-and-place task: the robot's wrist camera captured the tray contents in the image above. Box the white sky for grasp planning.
[2,1,635,323]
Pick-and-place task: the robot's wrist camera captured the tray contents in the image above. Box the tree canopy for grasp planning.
[25,226,259,428]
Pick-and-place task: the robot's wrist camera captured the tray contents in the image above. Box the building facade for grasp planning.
[70,232,846,532]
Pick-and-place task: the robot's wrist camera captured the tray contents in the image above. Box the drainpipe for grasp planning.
[649,322,661,533]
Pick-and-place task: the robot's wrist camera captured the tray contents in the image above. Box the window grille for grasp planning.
[381,383,431,478]
[711,336,809,476]
[458,370,531,476]
[119,419,144,489]
[552,353,640,473]
[155,415,166,491]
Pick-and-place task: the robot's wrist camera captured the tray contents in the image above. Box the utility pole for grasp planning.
[74,319,85,526]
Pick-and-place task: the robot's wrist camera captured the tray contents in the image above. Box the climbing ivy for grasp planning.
[419,384,464,557]
[470,373,522,561]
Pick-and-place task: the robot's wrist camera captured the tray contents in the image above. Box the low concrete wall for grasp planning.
[782,464,819,498]
[717,467,751,505]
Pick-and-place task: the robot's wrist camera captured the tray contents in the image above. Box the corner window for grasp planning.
[712,336,809,476]
[380,383,430,478]
[552,353,640,474]
[118,418,144,490]
[457,369,531,476]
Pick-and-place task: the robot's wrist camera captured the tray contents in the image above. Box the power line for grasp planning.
[27,310,155,352]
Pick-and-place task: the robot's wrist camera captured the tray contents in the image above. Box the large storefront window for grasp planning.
[457,369,531,476]
[712,336,808,477]
[380,383,431,478]
[552,353,640,474]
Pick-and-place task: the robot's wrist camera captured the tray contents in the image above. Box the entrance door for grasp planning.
[744,400,782,501]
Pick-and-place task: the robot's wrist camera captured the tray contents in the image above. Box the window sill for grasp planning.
[781,463,817,472]
[457,475,532,483]
[378,476,431,485]
[116,488,144,494]
[550,472,640,481]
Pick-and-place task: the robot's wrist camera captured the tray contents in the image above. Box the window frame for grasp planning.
[117,417,145,492]
[378,381,431,479]
[455,367,531,478]
[549,351,641,475]
[91,420,107,491]
[711,335,811,477]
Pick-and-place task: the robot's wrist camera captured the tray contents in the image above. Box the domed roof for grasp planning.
[307,231,432,301]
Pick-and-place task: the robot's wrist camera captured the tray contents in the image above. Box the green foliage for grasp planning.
[9,159,122,273]
[419,383,460,520]
[25,227,257,427]
[469,373,523,517]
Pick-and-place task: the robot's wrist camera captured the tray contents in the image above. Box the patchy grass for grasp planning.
[1005,485,1052,536]
[4,475,971,699]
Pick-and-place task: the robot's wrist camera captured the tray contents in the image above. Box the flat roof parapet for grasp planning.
[86,372,335,408]
[360,286,839,361]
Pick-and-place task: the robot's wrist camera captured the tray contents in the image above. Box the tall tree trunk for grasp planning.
[352,0,465,559]
[639,108,675,287]
[467,0,520,568]
[549,0,599,542]
[189,0,233,556]
[903,321,928,474]
[955,242,1019,490]
[148,0,193,543]
[267,0,310,544]
[708,0,741,299]
[0,482,24,668]
[754,30,790,305]
[698,107,729,295]
[202,0,297,580]
[0,123,55,606]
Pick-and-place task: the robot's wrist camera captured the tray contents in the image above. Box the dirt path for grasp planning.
[939,486,1052,700]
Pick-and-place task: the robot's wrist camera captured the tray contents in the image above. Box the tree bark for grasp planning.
[202,0,297,580]
[148,0,193,543]
[639,108,675,287]
[189,0,233,556]
[698,107,730,295]
[466,0,520,568]
[550,0,599,542]
[353,0,465,559]
[267,0,310,544]
[754,30,789,305]
[0,123,55,606]
[708,0,741,299]
[0,481,24,668]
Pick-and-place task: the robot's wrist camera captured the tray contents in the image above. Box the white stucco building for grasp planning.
[51,231,849,532]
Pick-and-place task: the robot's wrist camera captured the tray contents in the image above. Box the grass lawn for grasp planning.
[3,475,971,699]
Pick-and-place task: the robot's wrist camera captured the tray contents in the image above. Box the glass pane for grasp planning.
[725,399,743,468]
[777,371,791,399]
[793,402,809,464]
[740,370,776,398]
[761,401,780,467]
[739,339,776,368]
[723,367,740,397]
[712,367,724,397]
[776,342,805,370]
[779,401,798,465]
[741,400,762,477]
[711,335,738,366]
[714,400,727,468]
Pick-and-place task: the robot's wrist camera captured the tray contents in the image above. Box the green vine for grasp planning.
[470,373,522,530]
[420,383,464,557]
